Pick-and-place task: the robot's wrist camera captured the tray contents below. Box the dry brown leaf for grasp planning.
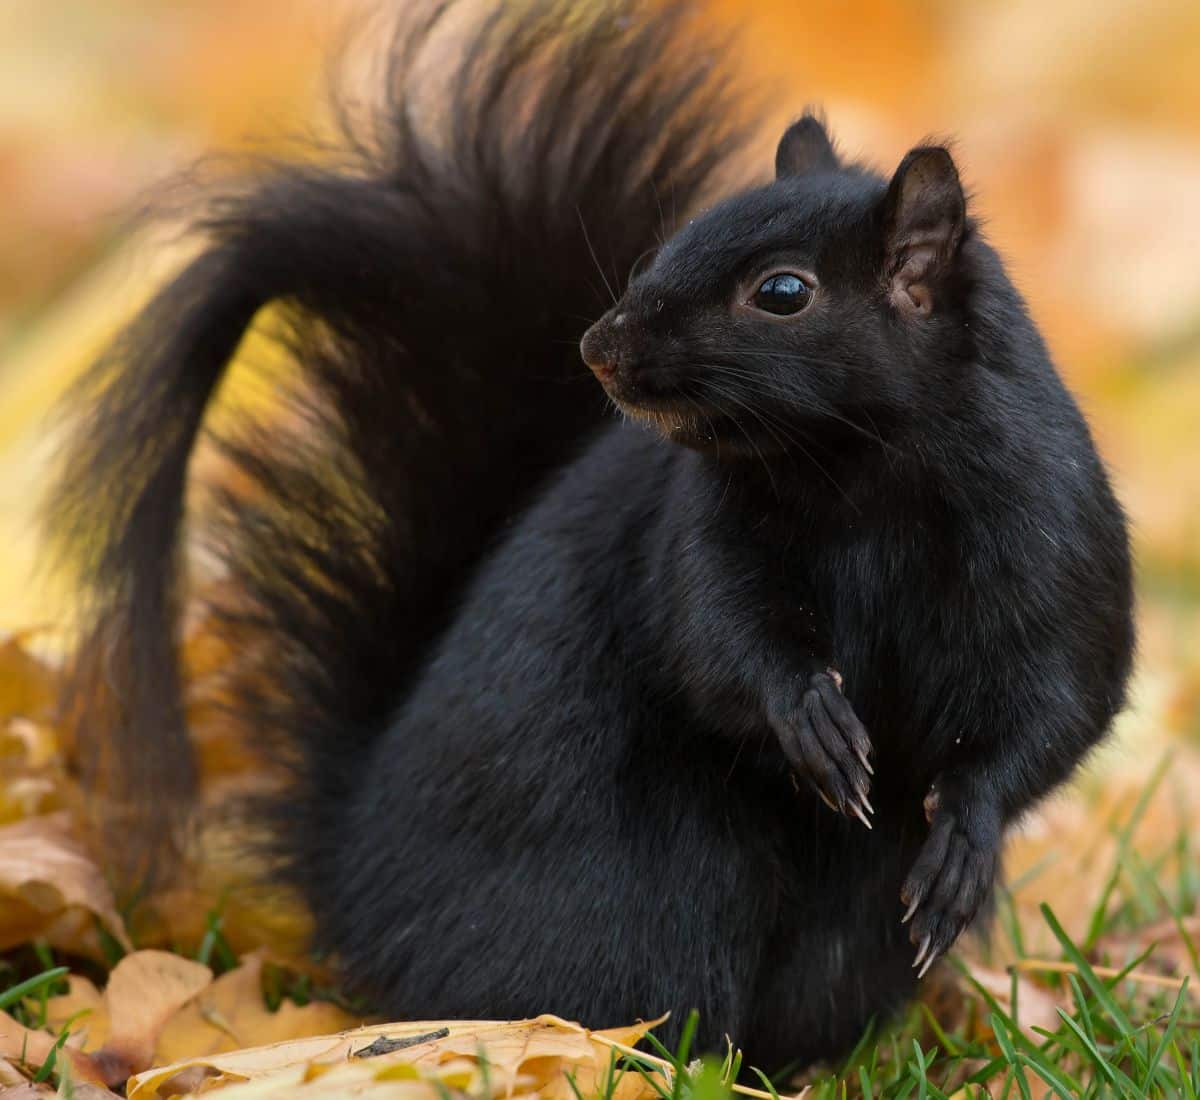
[1000,741,1200,963]
[0,717,64,826]
[1094,914,1200,981]
[0,1058,30,1086]
[208,1061,480,1099]
[129,1015,665,1100]
[0,1084,122,1100]
[965,965,1063,1042]
[0,1084,52,1099]
[0,634,58,724]
[40,954,356,1090]
[44,975,109,1052]
[0,1009,109,1087]
[0,813,130,955]
[0,777,59,826]
[87,950,213,1085]
[0,637,67,827]
[154,952,358,1064]
[0,719,57,772]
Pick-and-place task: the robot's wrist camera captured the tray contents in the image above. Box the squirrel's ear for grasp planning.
[882,145,965,317]
[775,113,839,179]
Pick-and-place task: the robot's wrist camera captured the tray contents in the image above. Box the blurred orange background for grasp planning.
[0,0,1196,765]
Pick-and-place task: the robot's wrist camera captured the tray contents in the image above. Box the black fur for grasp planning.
[46,0,740,869]
[46,0,1134,1074]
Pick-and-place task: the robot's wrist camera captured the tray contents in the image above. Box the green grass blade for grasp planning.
[0,966,70,1013]
[989,1014,1032,1100]
[1142,978,1188,1090]
[749,1067,781,1100]
[1054,1010,1120,1089]
[1043,903,1135,1037]
[1084,752,1172,949]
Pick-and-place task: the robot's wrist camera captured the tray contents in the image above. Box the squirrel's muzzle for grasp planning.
[580,310,630,382]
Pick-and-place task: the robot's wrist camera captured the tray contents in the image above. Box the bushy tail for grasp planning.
[45,0,745,887]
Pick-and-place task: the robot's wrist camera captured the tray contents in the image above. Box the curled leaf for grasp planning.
[0,812,130,955]
[130,1015,666,1100]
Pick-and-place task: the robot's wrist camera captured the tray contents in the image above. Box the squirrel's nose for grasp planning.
[580,311,628,381]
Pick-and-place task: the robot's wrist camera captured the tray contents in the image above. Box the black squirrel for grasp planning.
[46,0,1134,1072]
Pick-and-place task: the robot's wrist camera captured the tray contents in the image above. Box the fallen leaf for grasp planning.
[0,648,68,826]
[88,951,213,1085]
[197,1061,478,1099]
[0,634,59,723]
[0,1084,53,1099]
[0,813,130,955]
[44,975,109,1052]
[0,777,59,825]
[1094,914,1200,981]
[0,1083,122,1100]
[129,1015,667,1100]
[0,1009,109,1087]
[0,1058,29,1086]
[966,965,1063,1042]
[154,952,358,1064]
[0,719,58,771]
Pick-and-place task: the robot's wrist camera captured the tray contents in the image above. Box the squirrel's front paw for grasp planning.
[901,792,1000,977]
[768,666,874,828]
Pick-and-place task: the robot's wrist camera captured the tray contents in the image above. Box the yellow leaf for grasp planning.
[0,634,59,722]
[154,952,359,1064]
[0,812,130,955]
[0,718,58,771]
[129,1015,667,1100]
[0,1009,110,1087]
[44,974,109,1052]
[0,776,60,825]
[88,950,213,1084]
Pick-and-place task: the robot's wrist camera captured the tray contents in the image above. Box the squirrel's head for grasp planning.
[579,113,975,459]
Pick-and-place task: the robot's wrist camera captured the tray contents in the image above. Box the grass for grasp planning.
[15,907,1192,1097]
[2,902,1196,1096]
[539,889,1199,1100]
[2,766,1197,1097]
[581,886,1200,1100]
[583,755,1198,1097]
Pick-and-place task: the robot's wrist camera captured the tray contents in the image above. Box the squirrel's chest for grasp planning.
[799,512,967,625]
[803,522,998,747]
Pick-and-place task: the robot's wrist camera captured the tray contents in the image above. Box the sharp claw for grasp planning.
[901,896,920,924]
[917,947,939,979]
[850,802,873,830]
[856,747,874,775]
[817,790,839,813]
[912,933,932,970]
[859,791,874,815]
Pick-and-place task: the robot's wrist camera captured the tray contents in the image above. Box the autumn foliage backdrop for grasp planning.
[0,0,1198,1095]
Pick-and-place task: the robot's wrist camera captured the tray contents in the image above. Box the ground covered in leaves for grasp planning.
[1,627,1199,1095]
[2,0,1200,1096]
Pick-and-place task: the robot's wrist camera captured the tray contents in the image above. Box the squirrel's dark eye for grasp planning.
[752,273,811,316]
